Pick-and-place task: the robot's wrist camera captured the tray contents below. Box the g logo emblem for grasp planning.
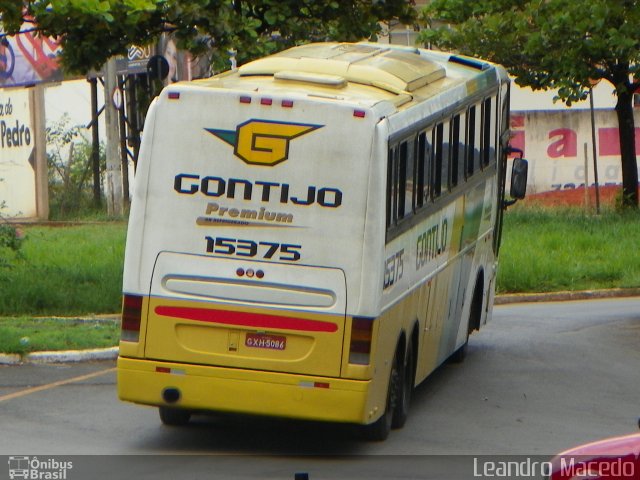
[206,119,322,166]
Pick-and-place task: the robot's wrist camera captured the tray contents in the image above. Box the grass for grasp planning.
[0,317,119,355]
[0,223,126,316]
[497,206,640,293]
[1,207,639,352]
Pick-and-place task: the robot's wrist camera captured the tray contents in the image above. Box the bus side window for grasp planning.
[397,142,407,219]
[482,97,495,168]
[466,107,475,178]
[432,123,443,198]
[450,113,465,188]
[442,121,450,194]
[386,146,398,229]
[433,122,450,198]
[415,129,432,208]
[467,104,482,177]
[490,95,499,166]
[399,140,415,220]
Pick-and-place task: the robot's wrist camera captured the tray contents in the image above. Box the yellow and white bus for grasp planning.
[117,42,527,440]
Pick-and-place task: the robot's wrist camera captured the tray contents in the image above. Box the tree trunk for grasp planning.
[615,89,639,208]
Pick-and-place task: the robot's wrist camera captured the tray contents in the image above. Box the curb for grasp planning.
[494,288,640,305]
[1,289,638,365]
[0,347,119,366]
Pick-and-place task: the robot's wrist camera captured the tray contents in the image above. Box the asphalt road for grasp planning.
[0,298,638,479]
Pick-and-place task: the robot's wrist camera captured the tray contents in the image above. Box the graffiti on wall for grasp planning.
[510,110,640,194]
[0,21,63,88]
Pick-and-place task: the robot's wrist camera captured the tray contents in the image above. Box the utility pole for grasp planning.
[104,57,123,216]
[89,77,101,207]
[30,84,49,220]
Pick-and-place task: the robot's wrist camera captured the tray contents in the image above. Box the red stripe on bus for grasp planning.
[155,306,338,333]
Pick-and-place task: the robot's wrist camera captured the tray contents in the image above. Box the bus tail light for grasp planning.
[349,316,374,365]
[121,294,143,342]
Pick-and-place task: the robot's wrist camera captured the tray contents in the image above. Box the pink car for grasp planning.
[549,432,640,480]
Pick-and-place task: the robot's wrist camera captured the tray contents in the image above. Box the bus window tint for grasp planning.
[416,130,432,208]
[386,147,397,228]
[386,140,415,227]
[403,140,415,217]
[433,123,443,198]
[466,107,475,178]
[450,114,465,187]
[397,143,407,219]
[489,96,498,166]
[436,122,450,195]
[482,97,493,168]
[467,105,482,177]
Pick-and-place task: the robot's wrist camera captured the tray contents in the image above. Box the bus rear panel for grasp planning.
[118,69,388,424]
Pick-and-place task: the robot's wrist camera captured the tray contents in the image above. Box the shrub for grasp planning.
[46,114,107,219]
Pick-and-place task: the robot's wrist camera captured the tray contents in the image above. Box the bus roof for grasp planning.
[239,43,446,94]
[190,42,503,115]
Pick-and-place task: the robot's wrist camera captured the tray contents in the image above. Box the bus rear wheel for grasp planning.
[392,339,414,429]
[159,406,191,426]
[363,345,405,441]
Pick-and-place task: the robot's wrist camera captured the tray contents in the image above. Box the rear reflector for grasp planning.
[299,381,330,389]
[156,366,186,375]
[167,92,180,100]
[353,110,366,118]
[260,98,273,105]
[121,294,143,342]
[239,95,251,104]
[349,316,375,365]
[282,100,294,108]
[156,305,338,333]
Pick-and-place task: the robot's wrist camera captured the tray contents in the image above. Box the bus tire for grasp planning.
[159,406,191,426]
[449,340,468,364]
[450,275,483,364]
[392,339,414,429]
[362,348,402,441]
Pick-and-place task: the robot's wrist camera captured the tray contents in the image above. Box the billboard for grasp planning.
[0,89,37,218]
[0,22,63,88]
[510,109,640,194]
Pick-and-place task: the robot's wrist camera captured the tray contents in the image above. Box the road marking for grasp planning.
[0,367,116,403]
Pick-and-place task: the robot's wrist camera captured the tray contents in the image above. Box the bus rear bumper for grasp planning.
[117,356,373,424]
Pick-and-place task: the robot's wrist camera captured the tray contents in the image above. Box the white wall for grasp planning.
[0,88,37,218]
[511,81,618,111]
[45,79,105,140]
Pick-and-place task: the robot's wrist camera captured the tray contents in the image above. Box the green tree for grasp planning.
[419,0,640,208]
[1,1,416,73]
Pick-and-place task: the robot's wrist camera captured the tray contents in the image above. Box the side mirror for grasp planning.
[510,157,528,200]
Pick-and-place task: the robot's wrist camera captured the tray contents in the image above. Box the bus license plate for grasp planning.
[245,333,286,351]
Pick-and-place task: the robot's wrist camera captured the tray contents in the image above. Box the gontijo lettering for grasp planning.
[416,218,449,270]
[174,174,343,208]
